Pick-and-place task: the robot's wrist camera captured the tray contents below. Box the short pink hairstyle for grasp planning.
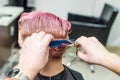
[18,11,71,39]
[18,11,71,58]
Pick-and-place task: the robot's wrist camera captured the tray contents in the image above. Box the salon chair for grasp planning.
[66,3,119,73]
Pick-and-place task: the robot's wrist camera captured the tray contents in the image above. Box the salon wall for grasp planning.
[35,0,96,19]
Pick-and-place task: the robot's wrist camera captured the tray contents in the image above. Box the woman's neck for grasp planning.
[39,58,64,77]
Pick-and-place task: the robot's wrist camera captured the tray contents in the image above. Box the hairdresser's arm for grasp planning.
[76,36,120,75]
[6,31,54,80]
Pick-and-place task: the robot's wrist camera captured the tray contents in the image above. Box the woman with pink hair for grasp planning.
[18,11,84,80]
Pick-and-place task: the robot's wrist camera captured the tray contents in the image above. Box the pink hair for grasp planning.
[18,11,71,39]
[18,11,71,58]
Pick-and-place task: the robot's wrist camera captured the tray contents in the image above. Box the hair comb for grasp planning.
[49,39,75,48]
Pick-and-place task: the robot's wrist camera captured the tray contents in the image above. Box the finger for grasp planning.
[77,51,87,61]
[88,36,99,42]
[38,31,46,39]
[31,33,37,38]
[75,36,89,48]
[19,49,22,54]
[46,47,50,56]
[23,36,30,45]
[75,36,87,44]
[88,36,103,46]
[42,34,54,47]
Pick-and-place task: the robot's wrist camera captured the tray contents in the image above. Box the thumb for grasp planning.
[19,49,22,54]
[77,51,87,61]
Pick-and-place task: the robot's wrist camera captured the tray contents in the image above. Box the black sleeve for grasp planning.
[64,65,84,80]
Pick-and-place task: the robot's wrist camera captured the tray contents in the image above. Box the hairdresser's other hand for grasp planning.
[16,31,54,79]
[76,36,110,65]
[76,36,120,75]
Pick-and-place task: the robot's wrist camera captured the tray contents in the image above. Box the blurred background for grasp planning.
[0,0,120,80]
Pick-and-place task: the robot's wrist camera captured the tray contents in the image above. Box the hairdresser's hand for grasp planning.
[16,31,54,80]
[76,36,110,65]
[76,36,120,75]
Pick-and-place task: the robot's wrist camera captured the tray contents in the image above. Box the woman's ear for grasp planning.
[18,31,24,48]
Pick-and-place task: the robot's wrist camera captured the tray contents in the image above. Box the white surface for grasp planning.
[35,0,96,19]
[0,6,24,26]
[0,0,8,6]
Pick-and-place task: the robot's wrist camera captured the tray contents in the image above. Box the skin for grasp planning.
[6,35,120,80]
[6,11,71,80]
[18,11,71,78]
[19,31,68,78]
[6,31,54,80]
[76,36,120,75]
